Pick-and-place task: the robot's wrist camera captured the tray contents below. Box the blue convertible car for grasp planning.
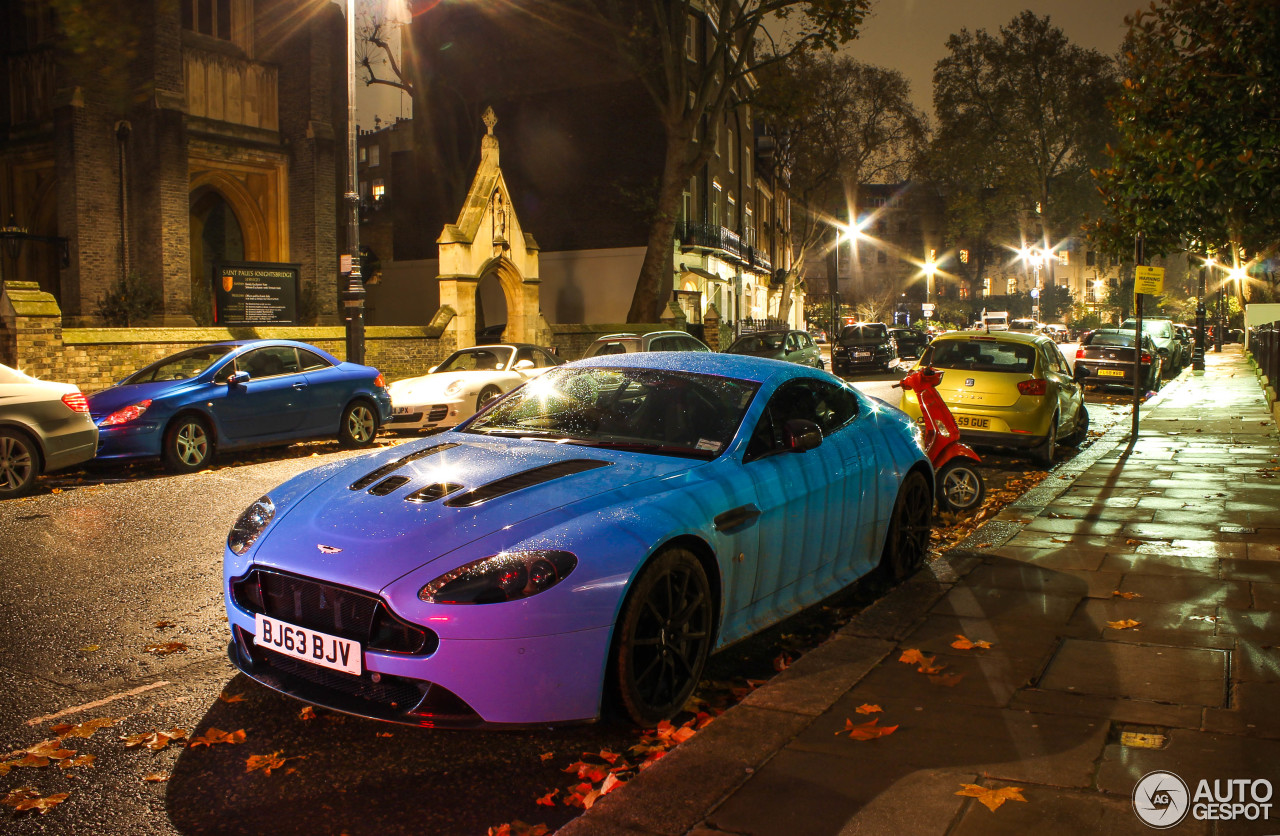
[223,352,932,727]
[89,340,391,472]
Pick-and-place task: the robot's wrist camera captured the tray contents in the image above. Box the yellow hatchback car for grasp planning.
[898,330,1088,466]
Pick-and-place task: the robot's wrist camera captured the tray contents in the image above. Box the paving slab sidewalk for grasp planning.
[559,345,1280,836]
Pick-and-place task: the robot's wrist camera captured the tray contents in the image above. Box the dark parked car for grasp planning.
[889,328,929,360]
[1119,317,1184,376]
[581,331,711,358]
[88,340,391,472]
[725,329,823,369]
[0,364,98,498]
[1073,329,1163,392]
[831,323,897,374]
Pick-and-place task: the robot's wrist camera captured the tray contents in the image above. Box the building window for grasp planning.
[684,15,696,59]
[372,180,386,201]
[982,278,991,297]
[1086,250,1096,267]
[959,285,970,300]
[181,0,232,41]
[369,145,381,167]
[681,189,691,223]
[358,147,368,164]
[1007,278,1017,295]
[727,195,737,230]
[744,208,754,247]
[711,182,722,228]
[714,123,721,157]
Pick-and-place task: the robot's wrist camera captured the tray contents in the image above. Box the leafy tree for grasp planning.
[97,273,161,326]
[1093,0,1280,284]
[755,53,928,321]
[930,12,1118,287]
[547,0,872,322]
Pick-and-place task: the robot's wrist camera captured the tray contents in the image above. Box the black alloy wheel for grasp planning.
[339,400,378,447]
[613,547,713,726]
[162,414,214,473]
[936,460,985,514]
[880,470,933,583]
[476,385,502,412]
[0,428,41,498]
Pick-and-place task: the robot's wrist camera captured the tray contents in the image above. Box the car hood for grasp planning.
[87,379,198,421]
[245,435,699,593]
[730,348,786,360]
[390,371,497,398]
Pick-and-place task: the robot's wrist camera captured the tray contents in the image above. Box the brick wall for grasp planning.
[2,281,455,391]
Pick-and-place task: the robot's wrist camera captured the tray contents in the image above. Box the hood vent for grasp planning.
[443,459,612,508]
[349,442,459,491]
[368,475,410,496]
[405,482,465,504]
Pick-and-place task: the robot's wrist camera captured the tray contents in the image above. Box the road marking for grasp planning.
[26,681,171,726]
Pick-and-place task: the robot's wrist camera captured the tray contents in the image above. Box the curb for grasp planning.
[555,373,1195,835]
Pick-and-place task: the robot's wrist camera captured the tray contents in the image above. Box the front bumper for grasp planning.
[226,592,611,727]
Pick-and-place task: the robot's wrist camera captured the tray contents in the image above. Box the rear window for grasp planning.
[839,324,887,340]
[929,339,1036,374]
[584,339,640,358]
[1086,333,1135,348]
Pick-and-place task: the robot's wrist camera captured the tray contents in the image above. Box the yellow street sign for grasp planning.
[1134,265,1165,295]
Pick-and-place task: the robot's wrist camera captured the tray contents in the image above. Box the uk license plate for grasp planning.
[393,406,412,415]
[855,351,871,358]
[955,415,991,429]
[254,614,362,675]
[1098,369,1126,377]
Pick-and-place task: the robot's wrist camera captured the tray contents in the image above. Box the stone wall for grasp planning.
[1,281,455,391]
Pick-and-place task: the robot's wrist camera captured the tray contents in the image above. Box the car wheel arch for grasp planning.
[0,421,47,462]
[165,408,217,445]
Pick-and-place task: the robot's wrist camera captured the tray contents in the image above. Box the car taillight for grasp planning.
[61,392,89,414]
[1075,349,1085,360]
[374,373,387,388]
[1141,353,1152,363]
[100,399,152,426]
[1017,379,1047,396]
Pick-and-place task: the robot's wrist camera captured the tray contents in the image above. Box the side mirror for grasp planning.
[228,370,250,386]
[514,359,535,370]
[783,418,822,452]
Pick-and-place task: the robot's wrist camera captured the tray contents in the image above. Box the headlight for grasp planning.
[228,496,275,555]
[100,399,153,426]
[445,380,464,396]
[418,550,577,604]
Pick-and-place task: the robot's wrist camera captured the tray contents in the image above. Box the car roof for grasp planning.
[934,330,1048,345]
[452,343,550,351]
[567,348,823,385]
[591,331,686,341]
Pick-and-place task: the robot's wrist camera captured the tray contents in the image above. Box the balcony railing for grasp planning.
[678,222,742,260]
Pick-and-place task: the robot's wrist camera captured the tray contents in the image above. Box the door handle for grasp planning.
[292,382,308,390]
[714,504,761,532]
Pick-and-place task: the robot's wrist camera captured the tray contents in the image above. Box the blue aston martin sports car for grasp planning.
[223,352,933,727]
[88,340,391,472]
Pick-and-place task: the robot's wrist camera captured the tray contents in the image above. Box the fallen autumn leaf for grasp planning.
[955,783,1028,812]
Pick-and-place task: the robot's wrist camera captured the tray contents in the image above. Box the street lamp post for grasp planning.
[341,0,366,365]
[1194,259,1208,370]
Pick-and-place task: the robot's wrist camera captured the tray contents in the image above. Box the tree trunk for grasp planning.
[627,131,698,323]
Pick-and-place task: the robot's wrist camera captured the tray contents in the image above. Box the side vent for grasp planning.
[443,460,611,508]
[405,482,465,504]
[349,443,459,491]
[368,476,410,496]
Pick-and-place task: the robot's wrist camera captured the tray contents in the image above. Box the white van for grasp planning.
[981,311,1009,331]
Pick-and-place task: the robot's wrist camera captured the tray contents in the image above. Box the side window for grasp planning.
[785,334,798,351]
[682,337,709,352]
[241,346,299,378]
[809,380,860,433]
[213,360,236,384]
[298,349,331,372]
[650,337,678,352]
[745,380,858,461]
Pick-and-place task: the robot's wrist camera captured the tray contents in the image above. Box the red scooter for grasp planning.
[895,365,986,514]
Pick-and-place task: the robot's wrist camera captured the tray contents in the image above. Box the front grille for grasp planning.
[427,405,449,422]
[389,412,423,424]
[233,570,436,654]
[259,646,425,709]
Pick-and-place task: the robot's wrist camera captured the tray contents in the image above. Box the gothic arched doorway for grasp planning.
[190,188,245,324]
[475,271,509,343]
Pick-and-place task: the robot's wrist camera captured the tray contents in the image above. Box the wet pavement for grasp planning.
[561,345,1280,836]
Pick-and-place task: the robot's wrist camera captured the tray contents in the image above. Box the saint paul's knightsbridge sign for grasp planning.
[213,262,300,326]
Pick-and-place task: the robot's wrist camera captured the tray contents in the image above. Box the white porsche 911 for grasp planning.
[386,344,563,432]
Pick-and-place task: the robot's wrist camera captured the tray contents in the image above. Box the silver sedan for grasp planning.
[0,364,98,497]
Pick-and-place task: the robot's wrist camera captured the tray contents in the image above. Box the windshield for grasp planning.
[928,339,1036,374]
[463,366,759,459]
[730,333,786,353]
[436,347,514,373]
[123,345,236,384]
